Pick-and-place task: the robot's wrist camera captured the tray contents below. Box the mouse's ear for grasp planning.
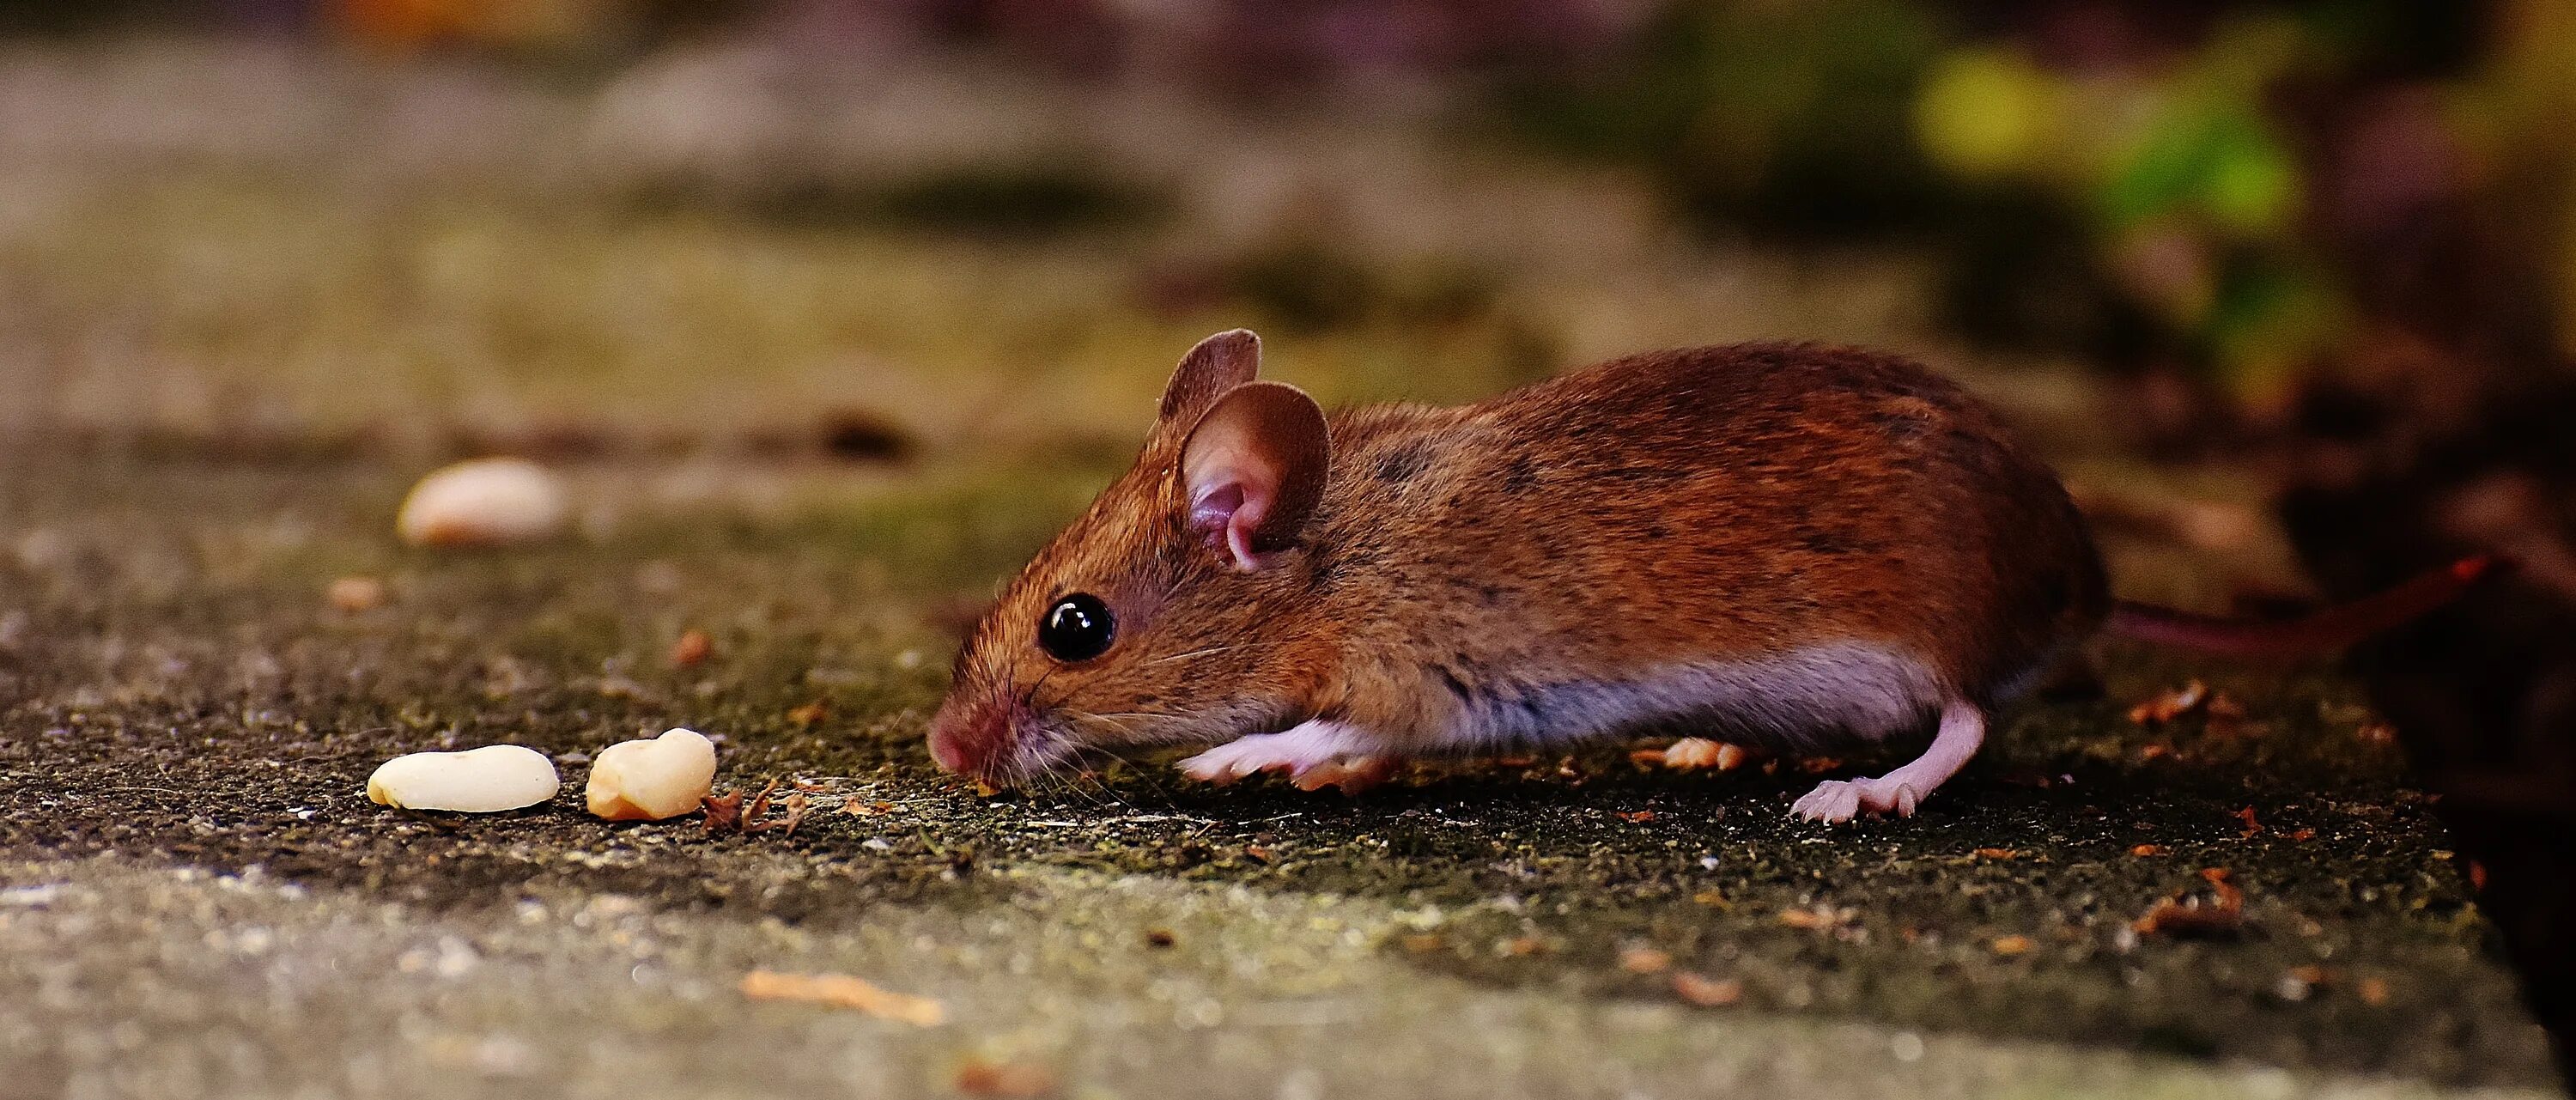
[1179,380,1328,572]
[1153,330,1261,441]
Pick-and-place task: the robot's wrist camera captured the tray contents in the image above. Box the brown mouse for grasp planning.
[927,331,2493,822]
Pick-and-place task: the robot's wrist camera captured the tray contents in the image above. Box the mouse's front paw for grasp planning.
[1180,720,1395,793]
[1177,738,1289,785]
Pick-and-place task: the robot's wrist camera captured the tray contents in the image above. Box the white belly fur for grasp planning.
[1428,642,1947,756]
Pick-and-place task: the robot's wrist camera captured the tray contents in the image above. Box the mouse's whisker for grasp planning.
[1141,641,1299,666]
[1062,709,1146,741]
[1043,752,1117,811]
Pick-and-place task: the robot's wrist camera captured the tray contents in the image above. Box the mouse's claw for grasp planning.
[1794,776,1926,823]
[1290,755,1397,795]
[1792,779,1863,823]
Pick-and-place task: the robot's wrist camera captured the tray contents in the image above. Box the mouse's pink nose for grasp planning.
[927,696,1013,779]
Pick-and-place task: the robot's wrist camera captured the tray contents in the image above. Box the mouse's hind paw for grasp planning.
[1789,701,1984,824]
[1791,777,1918,823]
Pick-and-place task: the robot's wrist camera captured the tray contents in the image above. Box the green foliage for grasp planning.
[1501,0,1953,237]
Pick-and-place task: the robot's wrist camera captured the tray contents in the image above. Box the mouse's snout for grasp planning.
[927,693,1027,781]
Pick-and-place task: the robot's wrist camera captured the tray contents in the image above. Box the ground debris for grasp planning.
[953,1060,1058,1097]
[1776,905,1854,931]
[668,629,712,668]
[701,788,744,832]
[1671,971,1743,1007]
[699,778,807,836]
[327,575,387,611]
[1618,946,1673,974]
[1662,738,1721,769]
[2234,806,2263,838]
[2129,680,2208,725]
[738,969,945,1026]
[2134,867,2246,938]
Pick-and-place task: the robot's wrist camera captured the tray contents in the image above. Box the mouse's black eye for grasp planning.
[1038,593,1115,662]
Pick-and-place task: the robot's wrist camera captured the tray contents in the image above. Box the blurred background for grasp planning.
[4,0,2570,468]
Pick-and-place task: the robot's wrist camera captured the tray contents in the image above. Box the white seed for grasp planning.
[586,727,718,821]
[366,745,560,812]
[396,458,569,548]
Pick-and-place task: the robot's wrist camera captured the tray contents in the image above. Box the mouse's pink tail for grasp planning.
[2106,555,2506,658]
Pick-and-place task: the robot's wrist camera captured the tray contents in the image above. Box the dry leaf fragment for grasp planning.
[1974,848,2020,860]
[2128,680,2209,725]
[1776,907,1844,930]
[702,788,744,832]
[705,780,808,836]
[669,629,712,668]
[2234,806,2263,838]
[328,576,388,611]
[739,969,945,1026]
[953,1060,1058,1098]
[1619,946,1674,974]
[766,792,811,837]
[2134,867,2245,938]
[1671,972,1743,1006]
[1662,738,1722,769]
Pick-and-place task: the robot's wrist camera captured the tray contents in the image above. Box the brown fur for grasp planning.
[931,339,2109,784]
